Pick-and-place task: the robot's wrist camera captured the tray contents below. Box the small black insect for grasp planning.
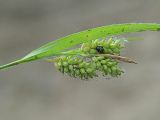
[96,46,104,53]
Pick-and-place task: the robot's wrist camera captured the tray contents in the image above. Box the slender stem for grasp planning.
[45,51,137,64]
[98,54,137,64]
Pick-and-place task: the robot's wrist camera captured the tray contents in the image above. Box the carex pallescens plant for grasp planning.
[1,23,160,79]
[53,38,125,79]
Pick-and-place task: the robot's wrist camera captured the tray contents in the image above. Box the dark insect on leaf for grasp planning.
[96,46,104,53]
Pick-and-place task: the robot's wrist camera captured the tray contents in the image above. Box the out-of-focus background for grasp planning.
[0,0,160,120]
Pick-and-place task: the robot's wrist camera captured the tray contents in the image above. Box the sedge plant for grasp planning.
[0,23,160,79]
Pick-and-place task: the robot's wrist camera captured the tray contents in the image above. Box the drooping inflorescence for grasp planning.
[53,37,127,80]
[54,56,97,79]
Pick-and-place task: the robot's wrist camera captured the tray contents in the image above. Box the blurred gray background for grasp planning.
[0,0,160,120]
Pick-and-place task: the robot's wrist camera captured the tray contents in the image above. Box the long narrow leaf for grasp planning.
[0,23,160,70]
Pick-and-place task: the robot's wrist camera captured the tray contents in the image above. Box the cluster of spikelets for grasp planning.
[81,38,124,55]
[53,37,126,80]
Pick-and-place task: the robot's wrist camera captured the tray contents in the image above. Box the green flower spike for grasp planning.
[52,38,128,80]
[54,56,97,79]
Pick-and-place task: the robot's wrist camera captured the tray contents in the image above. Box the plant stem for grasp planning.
[45,52,137,64]
[98,54,137,64]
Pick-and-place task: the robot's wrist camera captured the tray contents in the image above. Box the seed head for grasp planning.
[53,37,127,80]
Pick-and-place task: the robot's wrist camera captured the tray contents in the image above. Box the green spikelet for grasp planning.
[53,37,126,80]
[81,37,124,55]
[54,56,97,80]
